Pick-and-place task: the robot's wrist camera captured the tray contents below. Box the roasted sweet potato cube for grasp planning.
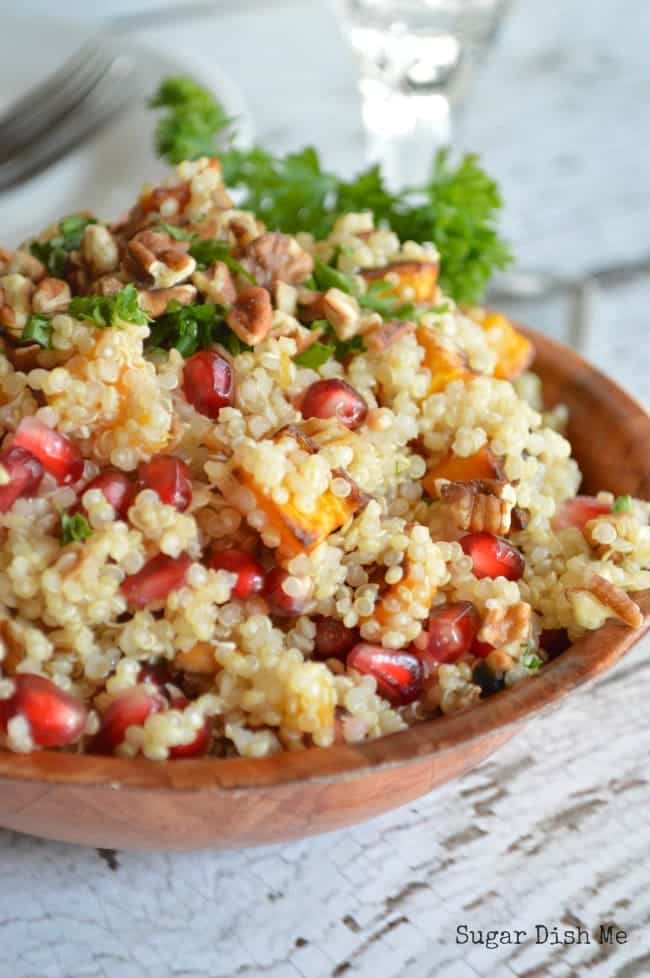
[422,446,504,498]
[478,311,534,380]
[367,558,438,629]
[236,426,368,557]
[416,326,475,395]
[362,260,439,304]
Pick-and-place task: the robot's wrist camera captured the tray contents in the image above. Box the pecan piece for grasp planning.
[322,288,361,340]
[240,232,313,289]
[435,479,515,534]
[127,230,196,289]
[0,249,46,282]
[89,275,127,297]
[226,286,273,345]
[587,574,643,629]
[32,277,71,315]
[478,602,532,649]
[0,274,35,336]
[137,284,197,318]
[192,262,236,305]
[297,288,328,324]
[81,224,119,277]
[365,319,416,353]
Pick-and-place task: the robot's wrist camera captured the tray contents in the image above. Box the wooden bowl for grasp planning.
[0,329,648,850]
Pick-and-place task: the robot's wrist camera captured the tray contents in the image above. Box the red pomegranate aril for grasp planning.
[0,674,87,748]
[460,532,525,581]
[313,616,359,660]
[347,644,423,706]
[138,455,192,512]
[90,688,164,755]
[13,417,84,485]
[553,496,612,530]
[138,662,177,695]
[300,379,368,430]
[168,696,212,759]
[539,628,571,659]
[264,566,310,617]
[182,350,234,419]
[419,601,480,669]
[81,469,135,519]
[0,446,44,512]
[121,553,191,609]
[208,549,265,600]
[472,638,495,659]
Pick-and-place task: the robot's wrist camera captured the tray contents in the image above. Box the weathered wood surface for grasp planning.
[1,0,650,974]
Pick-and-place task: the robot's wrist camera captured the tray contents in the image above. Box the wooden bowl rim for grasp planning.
[0,328,648,793]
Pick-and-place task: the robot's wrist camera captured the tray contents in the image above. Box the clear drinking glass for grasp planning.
[334,0,512,187]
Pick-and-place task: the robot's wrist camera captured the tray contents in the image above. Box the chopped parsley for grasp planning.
[150,75,512,304]
[189,238,256,283]
[312,258,358,296]
[293,341,336,369]
[21,314,51,348]
[30,214,97,277]
[293,321,365,369]
[61,511,93,545]
[145,301,250,358]
[612,495,632,513]
[154,222,195,241]
[521,646,543,672]
[68,284,150,328]
[149,75,234,165]
[358,280,418,321]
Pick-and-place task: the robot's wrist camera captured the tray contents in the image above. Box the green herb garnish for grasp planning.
[521,647,543,672]
[30,214,97,277]
[22,314,52,348]
[358,279,417,321]
[68,284,150,328]
[312,258,359,296]
[189,238,256,283]
[145,301,250,358]
[149,76,233,165]
[293,341,336,369]
[154,222,196,242]
[612,495,632,513]
[61,511,93,545]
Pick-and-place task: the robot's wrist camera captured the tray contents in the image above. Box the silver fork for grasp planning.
[0,39,140,193]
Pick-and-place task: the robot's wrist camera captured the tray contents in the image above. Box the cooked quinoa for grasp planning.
[0,157,647,759]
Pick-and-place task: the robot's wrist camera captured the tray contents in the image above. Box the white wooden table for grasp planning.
[1,1,649,976]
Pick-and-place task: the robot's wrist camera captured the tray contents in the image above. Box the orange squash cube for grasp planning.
[416,326,475,395]
[422,445,504,498]
[477,311,534,380]
[362,260,439,304]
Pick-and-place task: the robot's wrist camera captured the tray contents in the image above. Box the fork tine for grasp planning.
[0,39,102,130]
[0,44,116,162]
[0,55,140,194]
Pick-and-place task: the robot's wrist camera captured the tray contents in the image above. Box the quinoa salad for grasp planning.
[0,156,647,760]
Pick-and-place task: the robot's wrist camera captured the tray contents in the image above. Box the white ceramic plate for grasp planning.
[0,13,254,247]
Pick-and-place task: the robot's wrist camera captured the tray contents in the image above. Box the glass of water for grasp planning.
[334,0,512,186]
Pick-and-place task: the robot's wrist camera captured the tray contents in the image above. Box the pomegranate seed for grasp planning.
[0,446,44,512]
[300,379,368,430]
[138,455,192,512]
[138,662,177,695]
[417,601,480,671]
[347,643,423,705]
[168,696,212,759]
[90,688,164,755]
[121,553,191,609]
[80,469,135,519]
[182,350,234,419]
[540,628,571,659]
[460,532,525,581]
[0,674,87,748]
[313,616,359,660]
[471,639,495,659]
[208,549,265,599]
[553,496,611,530]
[13,418,84,485]
[264,567,310,617]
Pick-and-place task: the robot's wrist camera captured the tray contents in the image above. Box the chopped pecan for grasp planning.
[127,230,196,289]
[435,479,515,534]
[226,286,273,345]
[511,506,530,531]
[192,262,236,305]
[478,602,532,648]
[89,274,127,297]
[297,288,328,324]
[364,319,416,353]
[81,224,119,277]
[0,249,46,282]
[0,274,35,336]
[240,232,313,290]
[32,277,71,315]
[322,288,361,340]
[587,574,643,629]
[137,284,197,318]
